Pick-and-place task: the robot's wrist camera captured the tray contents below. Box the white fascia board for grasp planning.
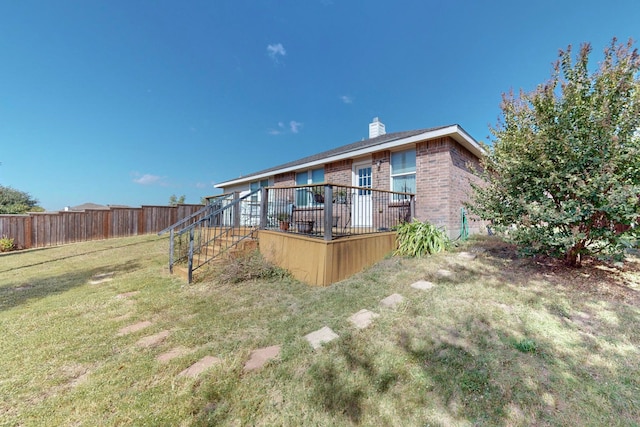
[215,125,484,188]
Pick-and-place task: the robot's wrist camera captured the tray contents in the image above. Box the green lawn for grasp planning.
[1,234,639,426]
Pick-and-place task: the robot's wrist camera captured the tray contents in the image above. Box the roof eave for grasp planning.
[214,125,484,189]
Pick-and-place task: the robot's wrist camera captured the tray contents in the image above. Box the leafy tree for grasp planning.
[0,185,42,214]
[168,194,186,206]
[469,38,640,267]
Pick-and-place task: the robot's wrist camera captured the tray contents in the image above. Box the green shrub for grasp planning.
[513,338,537,353]
[394,219,449,257]
[0,236,15,252]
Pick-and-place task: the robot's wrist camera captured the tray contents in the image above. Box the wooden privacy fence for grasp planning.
[0,204,204,250]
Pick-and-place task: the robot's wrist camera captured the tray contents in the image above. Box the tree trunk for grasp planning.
[565,242,584,267]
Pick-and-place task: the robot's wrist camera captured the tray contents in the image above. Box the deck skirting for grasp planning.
[258,230,397,286]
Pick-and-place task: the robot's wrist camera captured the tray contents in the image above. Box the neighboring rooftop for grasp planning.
[65,203,131,211]
[66,203,109,211]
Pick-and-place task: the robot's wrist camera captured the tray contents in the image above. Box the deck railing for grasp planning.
[261,183,414,240]
[160,190,261,282]
[161,184,414,282]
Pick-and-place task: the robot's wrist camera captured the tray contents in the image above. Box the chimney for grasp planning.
[369,117,386,138]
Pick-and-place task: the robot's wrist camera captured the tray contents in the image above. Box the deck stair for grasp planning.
[172,233,258,281]
[159,190,261,283]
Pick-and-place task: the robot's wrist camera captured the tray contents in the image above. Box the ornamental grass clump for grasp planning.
[0,236,15,252]
[395,219,449,257]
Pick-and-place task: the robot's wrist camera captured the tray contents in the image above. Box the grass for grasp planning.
[1,234,639,426]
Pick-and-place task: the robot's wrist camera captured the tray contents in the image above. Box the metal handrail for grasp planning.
[167,189,261,282]
[157,193,232,236]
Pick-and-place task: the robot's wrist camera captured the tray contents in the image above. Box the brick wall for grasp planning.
[413,136,485,238]
[415,137,451,232]
[372,151,390,190]
[273,172,295,186]
[449,143,486,236]
[325,160,352,186]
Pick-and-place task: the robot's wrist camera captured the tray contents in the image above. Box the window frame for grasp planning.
[249,179,269,202]
[295,167,325,207]
[390,148,416,201]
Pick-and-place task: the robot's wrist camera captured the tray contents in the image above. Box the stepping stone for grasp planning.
[111,314,131,322]
[457,252,477,261]
[157,346,192,363]
[411,280,435,291]
[348,309,380,329]
[89,272,115,285]
[243,345,281,372]
[437,269,454,279]
[115,291,139,299]
[304,326,339,350]
[380,293,405,309]
[136,330,170,348]
[178,355,222,378]
[117,320,152,336]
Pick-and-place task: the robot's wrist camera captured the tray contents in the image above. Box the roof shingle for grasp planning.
[221,126,449,184]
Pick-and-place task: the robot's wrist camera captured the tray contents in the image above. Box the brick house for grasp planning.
[215,118,485,238]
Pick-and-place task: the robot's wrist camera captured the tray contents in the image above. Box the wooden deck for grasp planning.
[258,229,397,286]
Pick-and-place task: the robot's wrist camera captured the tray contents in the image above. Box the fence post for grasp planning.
[324,184,333,241]
[169,228,174,274]
[188,228,194,284]
[25,215,33,249]
[260,187,268,229]
[138,208,145,235]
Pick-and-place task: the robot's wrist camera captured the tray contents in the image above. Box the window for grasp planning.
[357,166,372,196]
[250,179,269,202]
[296,167,325,206]
[391,148,416,201]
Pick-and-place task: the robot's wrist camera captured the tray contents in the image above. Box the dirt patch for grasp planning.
[475,238,640,306]
[61,363,91,388]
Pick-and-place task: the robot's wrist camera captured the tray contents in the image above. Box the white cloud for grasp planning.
[340,95,353,104]
[268,121,302,135]
[195,182,211,189]
[268,122,286,135]
[289,121,302,133]
[132,173,165,186]
[267,43,286,62]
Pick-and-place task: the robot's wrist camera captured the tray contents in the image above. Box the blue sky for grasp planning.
[1,1,638,210]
